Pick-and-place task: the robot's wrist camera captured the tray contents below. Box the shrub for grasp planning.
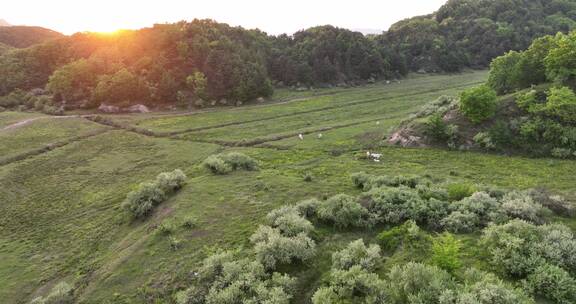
[181,216,198,229]
[501,191,546,224]
[303,172,313,182]
[459,85,498,124]
[439,269,535,304]
[122,182,166,218]
[250,225,316,270]
[426,113,450,142]
[181,253,296,304]
[202,152,258,174]
[296,198,321,218]
[202,155,232,174]
[157,222,175,235]
[523,264,576,304]
[312,265,387,304]
[377,220,425,252]
[431,233,462,273]
[363,187,423,225]
[31,282,74,304]
[332,239,381,271]
[317,194,372,229]
[551,147,573,159]
[351,172,372,189]
[545,86,576,123]
[387,262,454,304]
[155,169,186,193]
[446,183,476,201]
[474,132,496,149]
[441,211,480,233]
[481,220,576,277]
[414,198,453,230]
[529,190,575,216]
[416,184,449,201]
[266,206,314,237]
[122,169,186,218]
[454,192,506,225]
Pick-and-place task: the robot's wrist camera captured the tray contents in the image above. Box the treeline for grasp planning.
[1,0,575,111]
[381,0,576,72]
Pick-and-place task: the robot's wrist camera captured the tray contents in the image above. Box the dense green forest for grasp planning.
[390,29,576,158]
[382,0,576,72]
[0,0,575,112]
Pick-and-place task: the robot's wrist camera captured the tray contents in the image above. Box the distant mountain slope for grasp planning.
[381,0,576,73]
[0,26,63,48]
[0,42,12,55]
[0,19,11,27]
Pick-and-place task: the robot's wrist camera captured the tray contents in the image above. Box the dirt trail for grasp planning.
[1,115,86,132]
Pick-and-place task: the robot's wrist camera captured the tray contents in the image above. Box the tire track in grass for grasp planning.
[0,129,110,166]
[157,80,484,136]
[179,114,405,147]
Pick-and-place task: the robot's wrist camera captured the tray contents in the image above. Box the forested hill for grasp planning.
[381,0,576,73]
[0,26,63,48]
[1,0,575,112]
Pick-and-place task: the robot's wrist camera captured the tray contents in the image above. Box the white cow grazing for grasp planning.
[298,134,304,140]
[318,133,323,139]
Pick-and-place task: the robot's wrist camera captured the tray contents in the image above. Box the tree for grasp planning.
[545,86,576,123]
[459,85,498,123]
[91,68,150,106]
[46,59,98,107]
[545,31,576,88]
[185,71,207,108]
[487,51,522,94]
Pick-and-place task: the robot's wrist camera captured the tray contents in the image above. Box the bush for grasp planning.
[474,132,496,150]
[202,155,232,174]
[440,269,535,304]
[31,282,74,304]
[296,198,321,218]
[545,86,576,123]
[181,217,197,229]
[426,113,450,142]
[501,191,546,224]
[454,192,506,225]
[523,264,576,304]
[551,147,573,159]
[122,169,186,218]
[441,211,480,233]
[250,225,316,269]
[459,85,498,124]
[482,220,576,277]
[312,265,387,304]
[180,253,296,304]
[317,194,372,229]
[363,187,423,225]
[377,220,425,252]
[431,233,462,273]
[446,183,476,201]
[332,239,381,271]
[387,262,454,304]
[266,206,314,237]
[202,152,258,174]
[122,182,166,218]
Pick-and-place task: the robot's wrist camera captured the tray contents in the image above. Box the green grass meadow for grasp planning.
[1,70,574,303]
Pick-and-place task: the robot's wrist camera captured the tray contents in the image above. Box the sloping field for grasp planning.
[2,70,575,303]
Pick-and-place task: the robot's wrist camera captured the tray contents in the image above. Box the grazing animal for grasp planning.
[366,151,382,162]
[376,121,380,125]
[298,134,304,140]
[318,133,323,139]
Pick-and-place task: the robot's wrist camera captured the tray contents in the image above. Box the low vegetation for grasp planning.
[122,169,186,218]
[202,152,258,175]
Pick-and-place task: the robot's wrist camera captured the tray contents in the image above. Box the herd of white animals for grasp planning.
[296,120,382,162]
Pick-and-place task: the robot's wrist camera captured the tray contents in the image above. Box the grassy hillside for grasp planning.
[1,70,575,303]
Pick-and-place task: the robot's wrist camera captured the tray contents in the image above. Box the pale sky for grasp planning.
[3,0,448,35]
